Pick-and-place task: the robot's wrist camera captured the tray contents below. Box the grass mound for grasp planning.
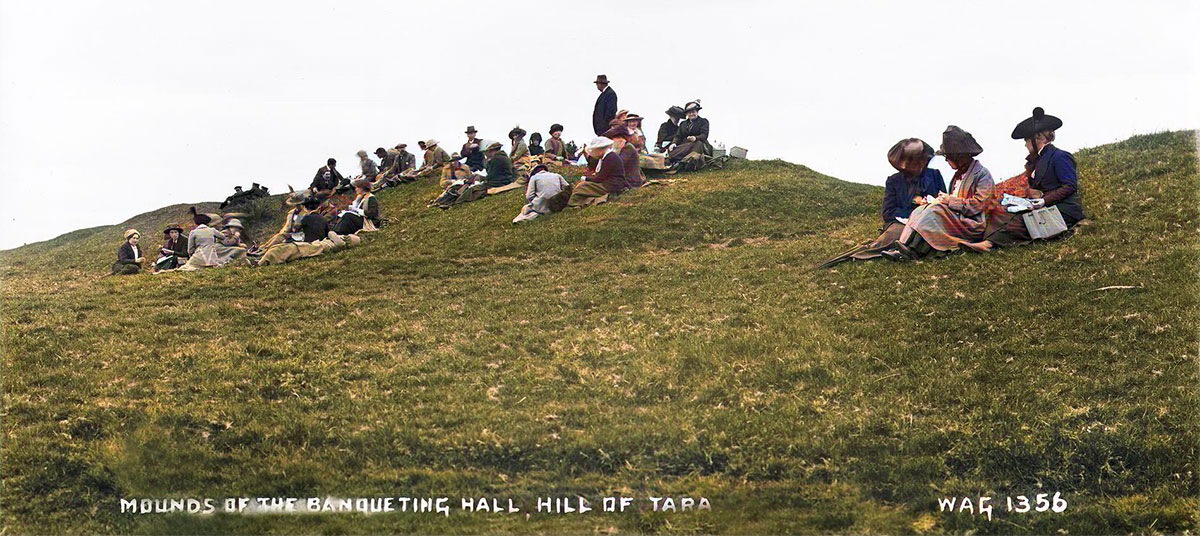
[2,131,1197,534]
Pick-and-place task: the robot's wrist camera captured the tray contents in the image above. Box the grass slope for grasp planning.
[1,131,1197,534]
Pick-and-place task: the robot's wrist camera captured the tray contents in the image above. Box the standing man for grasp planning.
[592,74,618,135]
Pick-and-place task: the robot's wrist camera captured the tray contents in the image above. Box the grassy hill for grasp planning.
[1,131,1196,534]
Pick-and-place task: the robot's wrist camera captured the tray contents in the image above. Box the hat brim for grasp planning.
[1010,116,1063,140]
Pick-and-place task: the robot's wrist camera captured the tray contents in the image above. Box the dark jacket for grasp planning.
[593,86,618,135]
[462,141,485,171]
[361,196,380,226]
[880,168,947,225]
[311,165,344,191]
[116,242,141,265]
[656,119,679,149]
[161,237,188,258]
[673,117,712,154]
[484,152,514,187]
[591,152,626,192]
[1030,144,1084,225]
[300,212,329,243]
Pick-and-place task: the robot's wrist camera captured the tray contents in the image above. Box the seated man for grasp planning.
[483,141,515,187]
[310,158,344,198]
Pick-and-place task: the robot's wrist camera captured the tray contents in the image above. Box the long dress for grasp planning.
[898,159,994,251]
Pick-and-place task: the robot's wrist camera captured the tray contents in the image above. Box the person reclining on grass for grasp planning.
[960,107,1084,252]
[882,125,994,261]
[111,229,144,275]
[152,223,189,272]
[513,163,571,223]
[333,179,381,235]
[567,136,623,208]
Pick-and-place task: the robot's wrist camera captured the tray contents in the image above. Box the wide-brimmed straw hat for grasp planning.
[1010,106,1063,140]
[224,219,244,230]
[935,125,983,157]
[484,141,503,151]
[426,139,439,147]
[624,113,643,124]
[887,138,935,171]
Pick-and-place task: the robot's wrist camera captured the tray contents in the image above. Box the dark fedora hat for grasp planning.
[935,125,983,157]
[594,74,609,84]
[665,105,685,118]
[465,125,478,134]
[1010,107,1063,140]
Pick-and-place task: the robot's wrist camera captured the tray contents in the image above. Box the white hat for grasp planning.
[586,137,614,150]
[426,139,439,147]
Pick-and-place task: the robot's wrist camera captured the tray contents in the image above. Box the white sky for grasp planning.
[1,0,1196,251]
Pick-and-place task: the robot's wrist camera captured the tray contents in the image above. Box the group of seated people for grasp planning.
[113,102,719,273]
[819,107,1084,267]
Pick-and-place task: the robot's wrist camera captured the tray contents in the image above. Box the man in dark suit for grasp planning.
[592,74,618,135]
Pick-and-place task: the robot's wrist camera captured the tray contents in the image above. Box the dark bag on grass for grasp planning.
[547,180,573,213]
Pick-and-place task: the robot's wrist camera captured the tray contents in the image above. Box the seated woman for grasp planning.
[962,107,1084,252]
[884,126,994,260]
[178,211,248,270]
[258,203,359,266]
[624,113,647,152]
[528,133,545,156]
[567,136,624,208]
[509,126,530,161]
[333,179,380,234]
[111,229,144,275]
[611,126,644,190]
[815,138,946,268]
[221,218,249,247]
[152,224,189,272]
[667,101,712,165]
[513,164,571,223]
[656,106,685,152]
[544,124,567,160]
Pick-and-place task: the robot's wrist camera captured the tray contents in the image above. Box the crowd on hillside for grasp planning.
[111,74,718,274]
[818,107,1084,267]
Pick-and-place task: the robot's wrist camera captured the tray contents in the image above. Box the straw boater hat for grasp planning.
[935,125,983,157]
[484,141,503,152]
[1011,107,1063,140]
[124,229,140,240]
[285,191,311,206]
[509,126,526,139]
[465,125,478,134]
[887,138,934,172]
[624,113,643,124]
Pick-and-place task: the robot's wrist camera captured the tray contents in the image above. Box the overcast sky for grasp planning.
[1,0,1196,251]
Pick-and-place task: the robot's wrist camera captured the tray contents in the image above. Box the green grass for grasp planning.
[2,131,1197,534]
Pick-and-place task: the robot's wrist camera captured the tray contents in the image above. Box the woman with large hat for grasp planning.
[568,136,625,208]
[623,113,647,152]
[111,229,144,275]
[152,223,189,272]
[544,124,567,160]
[884,125,994,259]
[962,107,1083,251]
[667,100,712,165]
[656,106,685,152]
[509,126,529,161]
[178,210,249,271]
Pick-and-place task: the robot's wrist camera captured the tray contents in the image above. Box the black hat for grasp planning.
[465,125,478,134]
[887,138,934,172]
[935,125,983,157]
[665,106,685,118]
[375,147,387,156]
[684,100,702,112]
[529,163,549,176]
[549,123,564,134]
[594,74,609,84]
[509,126,526,139]
[163,223,184,234]
[1011,107,1063,140]
[530,132,543,143]
[302,198,321,210]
